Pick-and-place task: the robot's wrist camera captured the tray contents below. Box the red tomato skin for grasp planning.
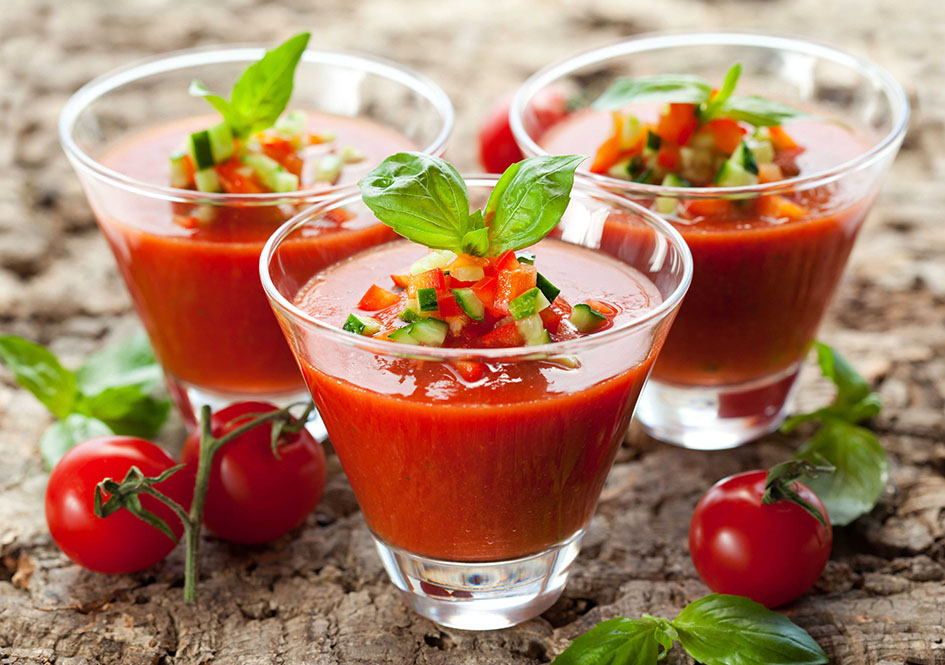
[45,437,194,574]
[478,90,567,173]
[689,470,832,608]
[180,402,327,544]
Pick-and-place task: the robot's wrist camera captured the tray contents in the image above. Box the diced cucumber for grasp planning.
[535,272,560,303]
[409,319,449,346]
[207,121,235,163]
[645,130,661,152]
[340,145,366,163]
[315,153,343,183]
[714,160,758,187]
[417,287,439,312]
[194,168,222,193]
[389,326,421,345]
[399,307,421,322]
[342,313,381,336]
[620,114,642,150]
[515,315,551,346]
[275,110,306,142]
[655,173,688,215]
[451,265,485,282]
[515,251,536,265]
[508,287,551,320]
[410,250,457,275]
[729,140,759,175]
[747,137,774,164]
[607,158,634,179]
[243,153,300,193]
[662,173,689,188]
[633,168,654,184]
[169,152,192,189]
[570,303,607,333]
[188,130,215,170]
[452,288,485,321]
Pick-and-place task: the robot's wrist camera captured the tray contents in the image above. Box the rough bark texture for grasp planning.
[1,1,944,663]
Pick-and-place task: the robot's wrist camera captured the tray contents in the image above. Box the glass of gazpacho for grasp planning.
[260,153,692,629]
[511,32,908,449]
[59,37,453,427]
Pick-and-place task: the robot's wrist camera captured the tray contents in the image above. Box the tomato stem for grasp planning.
[762,459,835,529]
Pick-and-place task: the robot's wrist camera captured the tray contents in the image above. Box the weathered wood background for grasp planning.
[1,1,943,663]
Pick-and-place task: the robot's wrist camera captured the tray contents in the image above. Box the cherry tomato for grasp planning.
[478,89,567,173]
[181,402,326,544]
[689,470,832,608]
[45,437,193,574]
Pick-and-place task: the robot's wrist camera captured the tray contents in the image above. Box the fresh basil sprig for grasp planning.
[359,152,586,256]
[782,342,887,526]
[190,32,310,138]
[0,333,170,468]
[552,593,827,665]
[593,62,808,127]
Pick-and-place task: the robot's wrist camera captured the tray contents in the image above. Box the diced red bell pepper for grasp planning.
[480,322,523,348]
[407,269,446,298]
[453,360,486,382]
[358,284,401,311]
[494,265,538,315]
[657,143,680,170]
[590,113,626,174]
[656,104,699,146]
[768,126,799,151]
[586,299,618,318]
[704,118,746,154]
[216,158,266,194]
[436,291,463,318]
[757,194,807,221]
[261,137,304,176]
[683,197,735,219]
[390,274,410,288]
[539,296,573,334]
[471,276,497,312]
[493,250,520,273]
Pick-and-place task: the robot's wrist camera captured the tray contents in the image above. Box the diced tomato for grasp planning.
[539,296,572,334]
[494,265,538,315]
[436,292,463,318]
[216,158,266,194]
[757,162,784,184]
[657,143,680,170]
[656,104,699,146]
[586,299,618,318]
[471,276,497,312]
[453,360,486,382]
[449,254,490,270]
[358,284,401,311]
[407,269,446,298]
[493,250,520,273]
[774,148,803,178]
[704,118,746,154]
[390,274,410,288]
[683,197,735,219]
[480,322,523,348]
[757,194,807,221]
[768,126,799,151]
[261,138,304,176]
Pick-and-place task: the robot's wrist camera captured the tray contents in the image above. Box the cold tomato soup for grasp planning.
[94,114,412,395]
[292,239,663,561]
[543,112,875,386]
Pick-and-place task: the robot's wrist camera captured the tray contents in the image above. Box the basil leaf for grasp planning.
[230,32,310,135]
[794,418,888,526]
[552,617,662,665]
[593,74,712,110]
[0,335,76,419]
[40,414,112,470]
[700,63,742,121]
[485,154,586,254]
[79,386,170,439]
[76,332,163,395]
[720,96,808,127]
[461,226,489,256]
[360,152,471,252]
[188,80,242,130]
[673,594,828,665]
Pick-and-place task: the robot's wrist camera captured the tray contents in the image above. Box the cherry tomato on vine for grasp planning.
[45,436,193,574]
[181,401,326,544]
[689,470,832,608]
[478,89,568,173]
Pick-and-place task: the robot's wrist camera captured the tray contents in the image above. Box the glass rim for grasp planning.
[259,175,694,361]
[58,43,455,205]
[510,30,910,199]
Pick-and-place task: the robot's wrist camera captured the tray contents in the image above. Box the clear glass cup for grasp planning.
[260,179,692,629]
[511,32,909,449]
[59,46,454,429]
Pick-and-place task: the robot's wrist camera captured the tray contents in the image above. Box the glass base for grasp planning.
[637,363,802,450]
[374,529,585,630]
[165,375,328,442]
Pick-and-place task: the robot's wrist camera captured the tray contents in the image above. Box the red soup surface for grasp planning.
[542,112,874,386]
[95,113,413,395]
[292,239,664,561]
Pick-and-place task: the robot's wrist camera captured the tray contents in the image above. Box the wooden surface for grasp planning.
[1,1,944,663]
